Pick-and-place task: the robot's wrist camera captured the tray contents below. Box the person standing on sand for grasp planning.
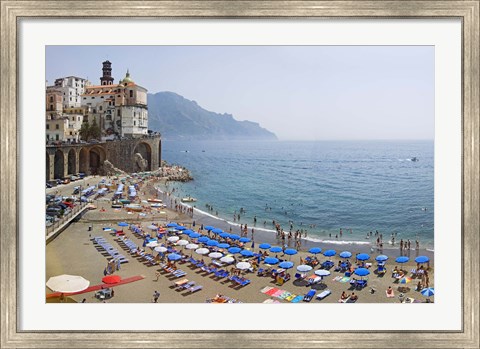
[152,290,160,303]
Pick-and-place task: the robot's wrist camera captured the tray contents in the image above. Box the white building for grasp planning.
[52,76,90,109]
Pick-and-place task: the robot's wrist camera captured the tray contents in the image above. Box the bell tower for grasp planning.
[100,60,114,85]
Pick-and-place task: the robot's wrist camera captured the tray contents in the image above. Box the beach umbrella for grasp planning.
[356,253,370,261]
[323,249,336,257]
[218,243,230,249]
[189,232,201,239]
[236,262,251,270]
[154,246,168,253]
[195,248,210,255]
[284,249,298,256]
[168,253,182,261]
[183,229,195,236]
[315,269,331,277]
[198,236,210,243]
[209,252,223,259]
[102,275,121,284]
[228,247,242,254]
[185,243,199,250]
[264,257,279,265]
[177,239,189,246]
[176,226,187,231]
[167,236,179,243]
[240,249,254,257]
[117,222,129,227]
[415,256,430,263]
[376,255,389,262]
[399,277,412,284]
[269,246,283,253]
[205,225,215,231]
[354,268,370,277]
[229,234,241,240]
[146,241,159,248]
[220,256,235,264]
[339,251,352,259]
[259,243,271,249]
[309,247,322,254]
[166,222,178,228]
[395,256,410,264]
[279,261,294,269]
[239,237,251,243]
[297,264,313,272]
[167,228,179,233]
[212,228,223,234]
[147,224,158,230]
[421,287,435,297]
[219,232,230,239]
[46,274,90,293]
[206,239,219,247]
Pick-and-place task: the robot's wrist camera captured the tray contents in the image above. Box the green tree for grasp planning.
[90,118,101,140]
[79,121,90,141]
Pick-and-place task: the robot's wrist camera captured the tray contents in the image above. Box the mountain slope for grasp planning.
[147,92,277,140]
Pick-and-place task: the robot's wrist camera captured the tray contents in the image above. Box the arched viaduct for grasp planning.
[46,135,161,181]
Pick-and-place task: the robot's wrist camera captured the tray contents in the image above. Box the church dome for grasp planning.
[121,70,134,84]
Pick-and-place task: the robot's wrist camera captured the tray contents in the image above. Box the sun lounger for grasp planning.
[179,281,196,290]
[186,285,203,293]
[303,289,316,302]
[173,278,189,288]
[285,294,296,301]
[316,289,332,300]
[291,295,304,303]
[172,269,187,278]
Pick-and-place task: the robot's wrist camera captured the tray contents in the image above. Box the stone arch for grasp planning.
[89,146,106,175]
[67,148,77,175]
[133,142,152,172]
[54,149,64,179]
[79,147,89,174]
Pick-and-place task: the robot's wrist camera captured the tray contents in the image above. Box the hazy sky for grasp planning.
[46,46,434,140]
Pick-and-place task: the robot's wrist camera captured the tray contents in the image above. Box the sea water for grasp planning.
[162,140,434,250]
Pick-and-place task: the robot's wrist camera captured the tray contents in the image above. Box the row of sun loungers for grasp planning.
[92,236,129,263]
[171,279,203,293]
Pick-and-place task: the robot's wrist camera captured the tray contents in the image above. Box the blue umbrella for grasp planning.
[270,246,283,253]
[356,253,370,261]
[239,237,251,243]
[166,222,178,228]
[264,257,279,265]
[376,255,389,262]
[219,232,230,238]
[259,243,271,249]
[309,247,322,254]
[183,229,195,236]
[176,226,186,231]
[212,228,223,234]
[167,253,182,261]
[284,249,298,255]
[415,256,430,263]
[117,222,129,227]
[279,261,294,269]
[421,287,435,297]
[354,268,370,277]
[198,236,209,243]
[395,256,410,263]
[189,232,201,239]
[229,234,241,240]
[323,249,336,257]
[205,225,215,231]
[228,247,242,254]
[206,239,219,247]
[339,251,352,259]
[218,243,230,249]
[240,250,254,257]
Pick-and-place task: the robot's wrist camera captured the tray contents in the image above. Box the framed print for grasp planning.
[1,1,479,348]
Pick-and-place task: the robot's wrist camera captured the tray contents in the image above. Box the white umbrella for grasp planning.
[315,269,331,277]
[146,241,159,248]
[195,248,210,255]
[236,262,251,270]
[220,256,234,264]
[209,252,223,259]
[154,246,168,253]
[176,239,189,246]
[297,264,313,272]
[46,274,90,293]
[147,224,158,230]
[185,243,199,250]
[167,236,180,243]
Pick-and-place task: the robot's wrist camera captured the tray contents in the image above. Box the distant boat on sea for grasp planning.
[181,196,197,203]
[409,157,419,162]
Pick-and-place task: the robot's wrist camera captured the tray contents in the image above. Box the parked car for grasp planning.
[46,182,53,188]
[77,173,85,179]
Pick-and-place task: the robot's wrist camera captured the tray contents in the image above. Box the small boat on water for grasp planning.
[147,198,162,203]
[125,204,143,212]
[181,197,197,203]
[410,157,419,162]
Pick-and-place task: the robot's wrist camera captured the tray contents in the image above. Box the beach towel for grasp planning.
[265,288,279,296]
[386,290,395,298]
[260,286,274,294]
[291,295,304,303]
[272,289,285,297]
[278,291,291,299]
[340,277,351,283]
[332,276,342,282]
[285,294,296,302]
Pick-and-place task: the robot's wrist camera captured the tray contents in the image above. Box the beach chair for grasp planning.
[186,285,203,293]
[303,289,316,302]
[172,278,189,288]
[172,269,187,278]
[316,289,332,301]
[356,279,368,289]
[179,281,196,290]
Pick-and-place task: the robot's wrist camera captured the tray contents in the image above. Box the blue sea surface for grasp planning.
[162,140,434,250]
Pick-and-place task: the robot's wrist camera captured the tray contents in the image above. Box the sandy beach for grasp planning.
[46,176,434,304]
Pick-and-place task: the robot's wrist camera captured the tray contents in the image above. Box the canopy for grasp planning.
[309,247,322,254]
[356,253,370,261]
[315,269,331,277]
[354,268,370,277]
[46,274,90,293]
[229,234,241,240]
[146,241,159,248]
[208,252,223,259]
[415,256,430,263]
[167,236,179,243]
[395,256,410,263]
[240,249,254,257]
[217,243,230,249]
[185,243,199,250]
[211,228,223,234]
[264,257,279,265]
[195,248,210,255]
[323,249,336,257]
[154,246,168,253]
[236,262,251,270]
[176,239,189,246]
[219,232,230,239]
[228,247,242,254]
[220,256,234,264]
[278,261,294,269]
[239,237,251,243]
[198,236,209,243]
[339,251,352,259]
[168,253,182,261]
[189,232,201,239]
[205,225,215,231]
[421,287,435,297]
[284,249,298,255]
[206,240,219,247]
[269,246,283,253]
[297,264,313,272]
[259,243,271,249]
[375,255,389,262]
[166,222,178,228]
